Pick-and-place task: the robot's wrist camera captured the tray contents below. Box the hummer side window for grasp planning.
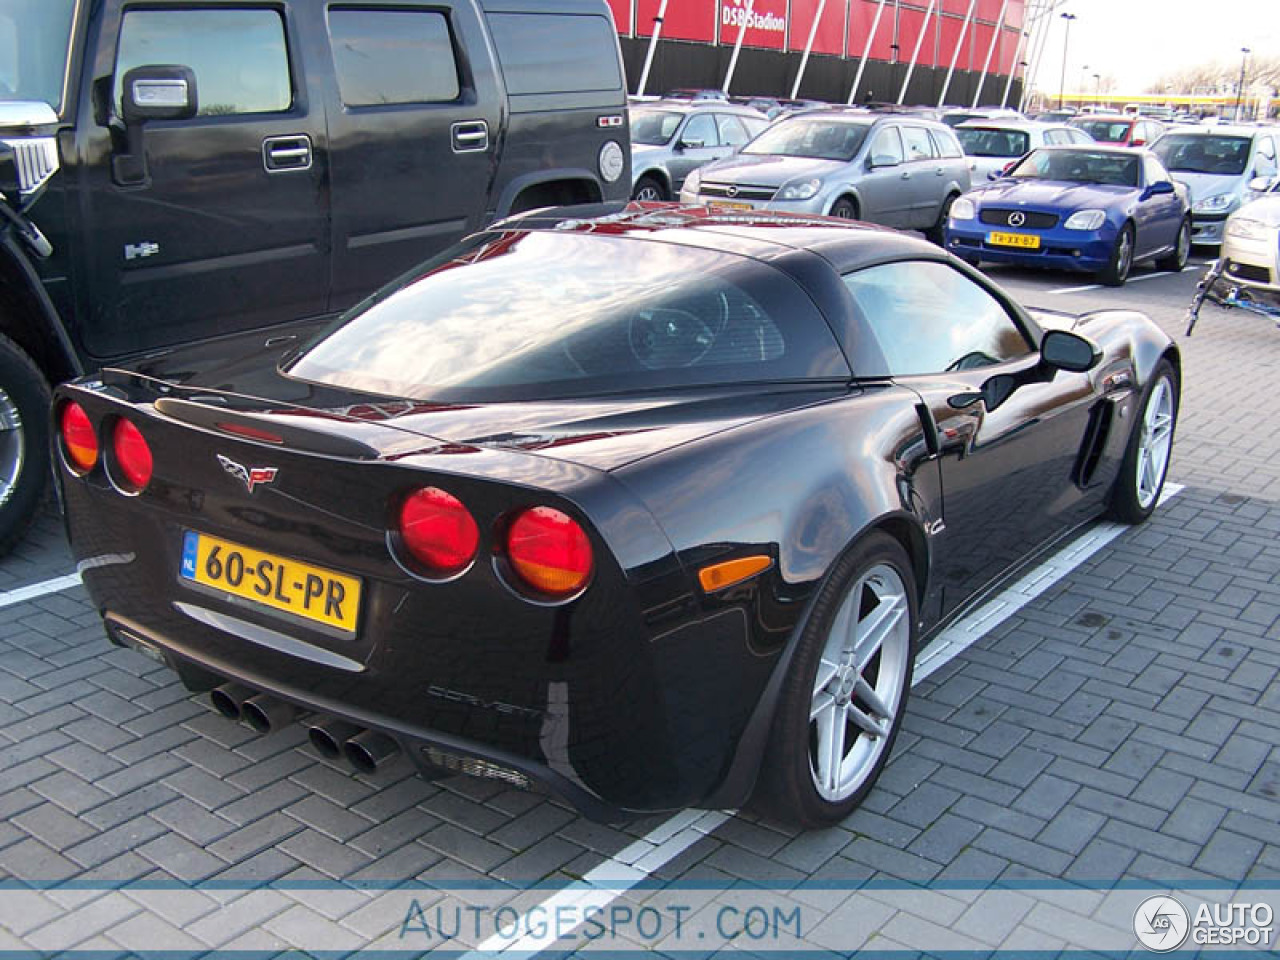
[114,9,291,117]
[328,9,460,106]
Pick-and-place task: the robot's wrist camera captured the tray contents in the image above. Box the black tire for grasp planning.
[829,196,859,220]
[1157,218,1191,272]
[1098,223,1134,286]
[1108,358,1179,525]
[924,192,958,246]
[0,333,51,557]
[751,531,917,827]
[631,175,667,202]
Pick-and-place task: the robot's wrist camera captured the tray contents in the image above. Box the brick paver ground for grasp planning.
[0,263,1276,940]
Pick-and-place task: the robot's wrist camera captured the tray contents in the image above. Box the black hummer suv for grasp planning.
[0,0,630,554]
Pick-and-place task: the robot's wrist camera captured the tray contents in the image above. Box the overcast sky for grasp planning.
[1025,0,1278,95]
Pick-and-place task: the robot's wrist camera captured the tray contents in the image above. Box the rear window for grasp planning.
[1072,119,1133,143]
[1152,134,1252,176]
[956,126,1029,158]
[287,231,849,401]
[487,13,621,95]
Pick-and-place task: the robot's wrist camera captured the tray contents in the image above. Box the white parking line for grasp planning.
[0,572,82,609]
[474,484,1185,956]
[1047,281,1103,295]
[1046,267,1198,295]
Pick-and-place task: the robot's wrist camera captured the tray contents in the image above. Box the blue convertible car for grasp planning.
[945,145,1191,285]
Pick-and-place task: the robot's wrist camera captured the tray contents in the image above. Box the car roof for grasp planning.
[1162,125,1264,138]
[491,203,949,275]
[633,99,767,118]
[1073,114,1134,122]
[956,119,1062,131]
[1031,143,1151,157]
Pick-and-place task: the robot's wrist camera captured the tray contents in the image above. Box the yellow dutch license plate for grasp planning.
[710,200,753,211]
[988,231,1041,249]
[180,530,361,634]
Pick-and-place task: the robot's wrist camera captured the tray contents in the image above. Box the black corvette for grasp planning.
[57,204,1179,826]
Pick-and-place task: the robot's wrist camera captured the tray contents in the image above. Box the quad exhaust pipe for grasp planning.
[213,684,400,773]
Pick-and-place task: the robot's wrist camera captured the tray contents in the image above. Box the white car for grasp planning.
[954,119,1093,182]
[1221,176,1280,292]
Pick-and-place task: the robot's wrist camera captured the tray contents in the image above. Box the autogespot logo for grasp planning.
[1134,895,1190,952]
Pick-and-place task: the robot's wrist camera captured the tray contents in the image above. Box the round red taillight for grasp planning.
[60,402,98,472]
[506,507,593,597]
[112,420,153,491]
[397,487,479,576]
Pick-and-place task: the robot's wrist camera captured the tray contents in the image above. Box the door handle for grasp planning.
[451,120,489,153]
[263,135,312,172]
[900,171,911,179]
[936,167,945,176]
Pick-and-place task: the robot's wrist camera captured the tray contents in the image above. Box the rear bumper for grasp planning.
[945,220,1118,272]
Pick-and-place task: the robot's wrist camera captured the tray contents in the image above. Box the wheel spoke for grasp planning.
[830,590,857,656]
[810,690,836,722]
[854,595,905,671]
[846,701,884,739]
[813,657,840,698]
[854,674,892,722]
[815,701,847,791]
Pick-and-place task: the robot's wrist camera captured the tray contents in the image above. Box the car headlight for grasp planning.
[1063,209,1107,231]
[775,178,822,201]
[599,141,625,183]
[1194,193,1237,214]
[683,168,702,195]
[950,197,975,220]
[1226,217,1270,241]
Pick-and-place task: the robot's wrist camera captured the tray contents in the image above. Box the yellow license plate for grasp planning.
[988,231,1041,249]
[180,530,361,634]
[710,200,753,211]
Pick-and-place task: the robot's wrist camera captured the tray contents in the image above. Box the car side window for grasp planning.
[1143,155,1170,185]
[716,114,751,147]
[869,126,905,165]
[1044,129,1065,145]
[328,9,460,106]
[681,113,719,147]
[1071,128,1092,145]
[114,8,292,116]
[842,261,1033,377]
[901,125,936,161]
[927,127,963,159]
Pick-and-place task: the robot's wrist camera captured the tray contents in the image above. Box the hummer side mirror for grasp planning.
[114,65,198,187]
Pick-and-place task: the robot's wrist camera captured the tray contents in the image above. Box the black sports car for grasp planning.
[57,204,1179,826]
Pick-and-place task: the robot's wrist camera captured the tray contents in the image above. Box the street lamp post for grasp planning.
[1093,72,1101,108]
[1079,63,1088,108]
[1057,12,1076,110]
[1235,47,1251,122]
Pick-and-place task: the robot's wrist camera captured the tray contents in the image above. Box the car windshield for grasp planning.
[630,109,683,146]
[1072,119,1133,143]
[0,0,76,111]
[956,127,1030,158]
[741,116,870,161]
[286,230,849,402]
[1152,134,1251,175]
[1009,148,1139,186]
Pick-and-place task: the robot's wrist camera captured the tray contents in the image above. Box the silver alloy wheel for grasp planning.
[0,388,24,509]
[1175,221,1190,265]
[1116,229,1133,278]
[1135,375,1174,510]
[634,184,663,202]
[809,562,910,802]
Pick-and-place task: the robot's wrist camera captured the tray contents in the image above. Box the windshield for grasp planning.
[286,230,848,402]
[0,0,76,111]
[956,127,1029,158]
[1153,134,1251,175]
[1071,119,1133,143]
[741,116,870,161]
[630,109,683,146]
[1009,148,1139,187]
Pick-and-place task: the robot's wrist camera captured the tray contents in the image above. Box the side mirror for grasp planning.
[1040,329,1101,373]
[678,138,705,150]
[113,65,197,187]
[1142,180,1176,199]
[122,65,198,123]
[869,154,900,169]
[1131,138,1146,147]
[1248,175,1277,192]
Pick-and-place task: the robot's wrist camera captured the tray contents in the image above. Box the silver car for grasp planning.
[1151,126,1280,247]
[629,101,770,201]
[955,119,1093,182]
[679,109,971,242]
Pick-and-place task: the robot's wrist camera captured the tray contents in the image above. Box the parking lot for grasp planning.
[1,255,1279,951]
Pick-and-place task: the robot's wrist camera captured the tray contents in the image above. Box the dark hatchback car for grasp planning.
[58,206,1179,826]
